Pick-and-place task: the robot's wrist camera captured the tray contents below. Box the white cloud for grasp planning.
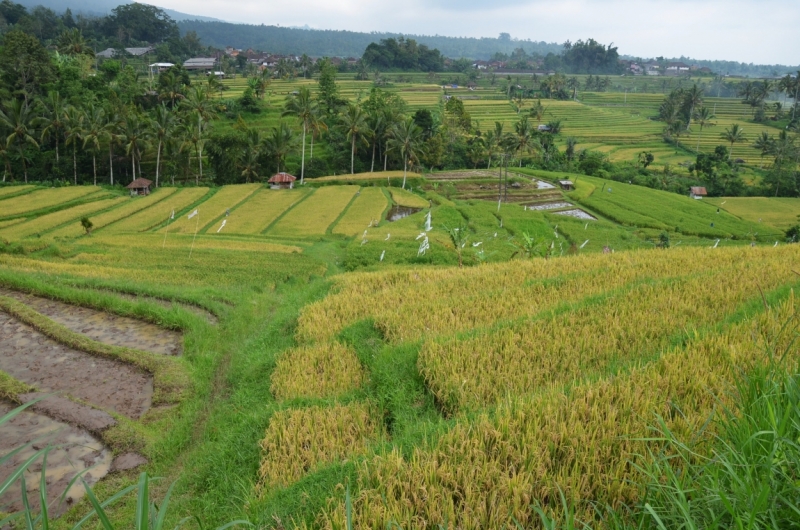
[159,0,800,64]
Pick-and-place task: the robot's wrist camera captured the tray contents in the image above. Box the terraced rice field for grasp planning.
[268,185,360,237]
[158,184,260,234]
[0,186,104,218]
[331,187,389,236]
[0,196,126,240]
[707,196,800,230]
[107,187,210,233]
[48,187,179,238]
[0,185,35,199]
[214,188,310,235]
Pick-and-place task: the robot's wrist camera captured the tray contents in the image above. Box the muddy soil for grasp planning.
[0,312,153,419]
[0,288,183,355]
[0,401,112,517]
[386,206,423,222]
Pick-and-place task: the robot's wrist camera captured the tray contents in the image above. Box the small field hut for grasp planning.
[126,178,152,196]
[558,180,574,191]
[690,186,707,199]
[269,173,297,189]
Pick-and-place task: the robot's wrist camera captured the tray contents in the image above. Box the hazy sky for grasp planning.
[158,0,799,65]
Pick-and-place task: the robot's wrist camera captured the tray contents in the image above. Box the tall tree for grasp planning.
[0,99,39,183]
[683,84,704,130]
[121,113,149,183]
[81,103,105,186]
[721,124,747,160]
[339,102,369,174]
[388,117,424,189]
[263,122,296,174]
[181,87,216,183]
[692,107,716,152]
[38,91,66,163]
[0,30,56,104]
[752,131,774,169]
[63,105,84,185]
[101,104,121,185]
[283,86,317,184]
[56,28,94,57]
[150,104,175,188]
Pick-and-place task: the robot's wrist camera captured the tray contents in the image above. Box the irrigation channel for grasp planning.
[0,289,184,515]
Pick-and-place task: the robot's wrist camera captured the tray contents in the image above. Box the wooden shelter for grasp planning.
[558,180,574,191]
[268,172,297,189]
[126,178,152,196]
[690,186,707,199]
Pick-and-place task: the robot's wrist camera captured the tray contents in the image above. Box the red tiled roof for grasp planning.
[268,172,296,183]
[690,186,707,195]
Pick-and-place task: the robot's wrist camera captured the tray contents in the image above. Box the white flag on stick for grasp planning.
[217,219,227,233]
[580,239,589,249]
[170,209,175,220]
[188,209,198,220]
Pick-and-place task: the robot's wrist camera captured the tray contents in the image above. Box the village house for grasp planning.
[665,62,691,76]
[96,46,154,59]
[126,178,152,196]
[183,57,218,71]
[268,173,297,189]
[690,186,708,199]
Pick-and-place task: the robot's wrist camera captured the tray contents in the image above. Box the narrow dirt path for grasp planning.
[0,288,183,355]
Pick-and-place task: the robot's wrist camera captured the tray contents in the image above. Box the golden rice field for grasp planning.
[389,188,430,209]
[47,187,179,238]
[268,186,360,237]
[0,196,125,240]
[0,185,35,198]
[162,183,261,234]
[315,171,417,182]
[258,403,383,491]
[270,341,364,400]
[107,187,211,233]
[331,187,389,236]
[0,186,103,218]
[215,188,310,235]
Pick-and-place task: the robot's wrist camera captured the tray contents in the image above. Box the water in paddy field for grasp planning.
[525,201,573,211]
[386,206,423,222]
[0,288,183,355]
[0,402,112,517]
[553,209,598,220]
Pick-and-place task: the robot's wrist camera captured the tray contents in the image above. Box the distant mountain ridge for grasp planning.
[16,0,222,21]
[176,20,563,60]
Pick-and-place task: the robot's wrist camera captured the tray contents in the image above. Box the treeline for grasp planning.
[362,37,444,71]
[0,1,209,64]
[656,84,799,197]
[177,20,562,60]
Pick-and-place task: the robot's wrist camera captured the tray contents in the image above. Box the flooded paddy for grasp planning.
[386,206,423,222]
[0,288,183,355]
[553,208,598,220]
[0,401,112,516]
[525,201,573,211]
[0,312,153,418]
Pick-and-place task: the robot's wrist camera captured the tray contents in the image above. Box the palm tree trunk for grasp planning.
[55,136,59,163]
[156,140,162,188]
[384,142,389,171]
[300,123,306,185]
[371,141,376,173]
[310,134,314,161]
[487,155,491,169]
[93,154,97,186]
[132,152,136,182]
[73,143,77,185]
[195,144,200,186]
[21,147,27,184]
[351,135,355,174]
[402,156,407,189]
[109,145,114,186]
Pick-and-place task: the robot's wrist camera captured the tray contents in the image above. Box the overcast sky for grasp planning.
[158,0,799,65]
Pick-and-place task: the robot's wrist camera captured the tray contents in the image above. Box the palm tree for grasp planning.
[0,100,40,183]
[0,140,12,182]
[263,122,295,174]
[339,102,369,174]
[512,115,533,166]
[101,105,121,185]
[81,103,105,185]
[150,104,175,187]
[752,132,773,169]
[567,76,579,100]
[57,28,94,57]
[181,87,216,183]
[299,54,313,79]
[388,118,424,189]
[692,107,716,152]
[683,84,704,130]
[283,86,317,184]
[721,124,746,160]
[38,91,67,163]
[121,113,149,182]
[366,110,386,172]
[529,99,547,123]
[238,129,262,183]
[63,106,84,185]
[158,72,186,108]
